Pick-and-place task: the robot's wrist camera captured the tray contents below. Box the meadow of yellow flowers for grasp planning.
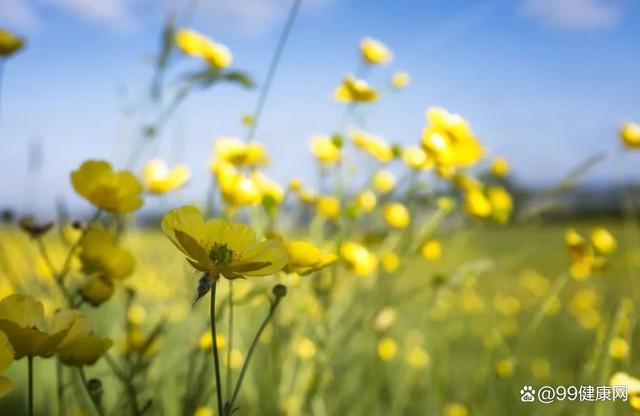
[1,9,640,416]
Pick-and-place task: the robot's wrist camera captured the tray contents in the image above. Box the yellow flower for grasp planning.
[127,305,146,326]
[373,170,396,193]
[198,331,225,351]
[316,196,341,220]
[391,71,410,89]
[420,239,442,261]
[590,227,616,254]
[79,228,135,281]
[406,346,430,369]
[340,241,378,276]
[50,310,112,367]
[71,160,144,214]
[360,37,392,65]
[373,307,397,332]
[443,403,468,416]
[284,240,337,275]
[496,358,515,377]
[229,349,243,369]
[294,338,317,360]
[161,206,288,279]
[491,157,510,177]
[422,107,484,168]
[377,337,397,361]
[194,406,215,416]
[213,162,261,207]
[565,229,609,280]
[80,274,115,307]
[610,372,640,395]
[213,137,268,167]
[334,75,378,103]
[0,294,70,358]
[609,337,629,359]
[488,186,513,224]
[175,28,232,69]
[142,159,190,194]
[310,135,341,165]
[380,252,400,273]
[464,189,492,218]
[0,331,14,398]
[383,202,410,229]
[620,122,640,148]
[402,146,431,170]
[352,129,393,163]
[0,29,24,58]
[251,171,285,204]
[356,190,377,213]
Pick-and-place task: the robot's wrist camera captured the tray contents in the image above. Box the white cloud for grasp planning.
[40,0,134,28]
[0,0,41,32]
[521,0,620,29]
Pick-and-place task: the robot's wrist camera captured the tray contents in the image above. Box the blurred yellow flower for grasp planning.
[213,162,261,207]
[316,196,341,220]
[383,202,410,229]
[175,28,232,69]
[356,190,377,213]
[194,406,215,416]
[610,372,640,395]
[0,331,14,398]
[391,70,410,89]
[620,122,640,148]
[294,337,317,360]
[443,403,468,416]
[496,358,515,377]
[229,349,243,369]
[609,337,629,359]
[565,229,609,280]
[79,227,135,281]
[402,146,430,170]
[373,307,397,332]
[51,310,113,366]
[334,75,378,103]
[377,337,397,361]
[373,170,396,193]
[352,129,393,163]
[590,227,616,254]
[464,189,492,218]
[488,186,513,224]
[310,135,341,165]
[161,206,288,279]
[284,240,337,275]
[0,29,24,58]
[80,274,115,307]
[406,346,430,369]
[71,160,144,214]
[142,159,190,194]
[360,37,392,65]
[491,157,510,177]
[251,171,285,204]
[421,239,442,261]
[213,137,268,167]
[127,305,146,326]
[340,241,378,276]
[198,331,225,351]
[380,251,400,272]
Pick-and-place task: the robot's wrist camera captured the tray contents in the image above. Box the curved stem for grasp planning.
[210,279,224,416]
[245,0,303,142]
[28,356,34,416]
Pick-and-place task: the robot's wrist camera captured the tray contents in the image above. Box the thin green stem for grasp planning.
[28,356,34,416]
[245,0,303,142]
[226,280,234,397]
[56,359,65,416]
[210,279,225,416]
[78,368,106,416]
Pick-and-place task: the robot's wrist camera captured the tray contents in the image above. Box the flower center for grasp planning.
[210,243,234,266]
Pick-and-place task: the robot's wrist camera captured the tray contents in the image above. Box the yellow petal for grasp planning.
[0,294,44,329]
[240,239,288,277]
[204,219,256,251]
[0,376,12,398]
[0,331,14,373]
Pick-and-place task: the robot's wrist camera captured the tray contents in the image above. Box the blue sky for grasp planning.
[1,0,639,214]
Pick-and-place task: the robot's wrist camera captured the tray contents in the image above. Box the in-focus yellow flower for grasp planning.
[491,157,510,177]
[50,310,112,367]
[380,252,400,273]
[79,228,135,281]
[352,129,393,163]
[377,337,397,361]
[464,189,492,218]
[175,28,232,69]
[340,241,378,277]
[406,346,430,369]
[590,227,616,254]
[443,403,469,416]
[310,135,341,165]
[422,107,484,168]
[488,186,513,224]
[0,331,14,398]
[373,170,396,193]
[294,338,317,360]
[609,337,629,359]
[355,190,377,213]
[316,196,341,220]
[71,160,144,214]
[142,159,190,194]
[420,239,442,261]
[390,71,410,89]
[162,206,288,279]
[0,29,24,58]
[334,75,378,103]
[360,37,392,65]
[213,137,268,167]
[383,202,410,229]
[284,240,337,275]
[402,146,431,170]
[620,122,640,148]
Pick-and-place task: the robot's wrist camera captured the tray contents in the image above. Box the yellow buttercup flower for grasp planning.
[316,196,341,220]
[340,241,378,276]
[609,337,629,359]
[0,331,14,398]
[310,135,341,165]
[444,403,469,416]
[80,274,115,307]
[391,71,410,89]
[0,29,24,58]
[377,337,397,361]
[360,37,392,65]
[372,170,396,193]
[590,227,616,254]
[175,28,232,69]
[610,372,640,395]
[355,190,377,213]
[488,186,513,224]
[352,129,393,163]
[198,331,225,351]
[284,240,337,275]
[71,160,144,214]
[380,252,400,272]
[383,202,410,229]
[496,358,515,377]
[251,171,285,204]
[464,189,492,218]
[213,162,261,207]
[194,406,215,416]
[142,159,190,194]
[406,346,430,369]
[374,307,397,332]
[294,338,317,360]
[79,228,135,281]
[620,122,640,148]
[565,229,609,280]
[161,206,287,279]
[50,310,112,366]
[334,75,378,103]
[420,239,442,261]
[491,157,510,177]
[402,146,431,170]
[213,137,268,167]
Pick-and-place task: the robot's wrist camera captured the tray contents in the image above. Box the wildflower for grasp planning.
[79,228,135,281]
[213,162,261,207]
[437,196,455,212]
[565,229,608,280]
[360,37,392,65]
[377,337,397,361]
[464,189,492,218]
[251,171,285,205]
[351,129,393,163]
[294,338,317,360]
[340,241,378,276]
[284,240,337,275]
[488,186,513,224]
[175,28,232,69]
[71,160,144,214]
[198,331,225,351]
[443,403,469,416]
[406,346,430,369]
[590,227,616,254]
[420,239,442,261]
[355,190,377,213]
[0,331,14,398]
[316,196,341,220]
[383,202,410,229]
[609,337,629,359]
[334,75,378,103]
[390,71,410,89]
[496,359,515,377]
[373,307,397,332]
[212,137,268,167]
[380,252,400,272]
[161,205,287,279]
[142,159,190,194]
[194,406,215,416]
[491,157,509,177]
[229,349,243,369]
[51,310,112,366]
[310,135,341,165]
[80,275,115,307]
[0,29,24,58]
[372,170,396,193]
[127,305,146,326]
[620,122,640,148]
[402,146,430,170]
